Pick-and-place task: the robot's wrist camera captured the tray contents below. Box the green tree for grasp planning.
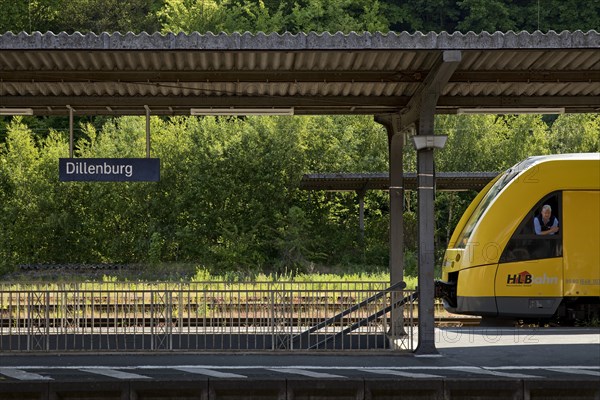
[55,0,162,33]
[0,0,62,33]
[159,0,227,33]
[457,0,516,32]
[435,114,550,172]
[289,0,389,33]
[2,110,597,277]
[221,0,287,33]
[0,118,49,269]
[0,0,31,32]
[0,0,161,34]
[158,0,389,33]
[389,0,460,32]
[550,114,600,153]
[514,0,600,32]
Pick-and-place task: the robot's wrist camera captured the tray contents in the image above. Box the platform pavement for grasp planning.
[0,327,599,399]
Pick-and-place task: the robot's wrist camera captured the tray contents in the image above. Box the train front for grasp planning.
[438,154,600,320]
[437,158,538,317]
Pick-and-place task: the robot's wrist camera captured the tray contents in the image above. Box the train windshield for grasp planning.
[455,157,539,248]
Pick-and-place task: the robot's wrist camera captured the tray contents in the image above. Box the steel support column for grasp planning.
[415,131,437,354]
[374,114,404,337]
[356,188,366,242]
[412,51,461,355]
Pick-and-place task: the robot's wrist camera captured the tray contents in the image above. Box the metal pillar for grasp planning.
[415,127,437,354]
[356,188,366,242]
[374,114,404,337]
[67,105,74,158]
[412,51,461,355]
[144,105,151,158]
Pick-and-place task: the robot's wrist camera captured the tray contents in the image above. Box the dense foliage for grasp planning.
[1,0,598,279]
[1,0,598,34]
[0,114,597,276]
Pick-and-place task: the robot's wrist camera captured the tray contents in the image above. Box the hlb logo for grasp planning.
[507,271,558,285]
[507,271,532,285]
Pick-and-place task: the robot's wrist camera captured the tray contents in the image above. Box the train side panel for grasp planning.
[495,258,563,317]
[563,190,600,298]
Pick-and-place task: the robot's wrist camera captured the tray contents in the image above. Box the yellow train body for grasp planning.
[441,153,600,319]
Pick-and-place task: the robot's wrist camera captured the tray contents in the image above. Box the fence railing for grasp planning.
[0,282,414,352]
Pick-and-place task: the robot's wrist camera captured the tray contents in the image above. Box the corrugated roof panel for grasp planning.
[2,30,599,50]
[395,52,421,70]
[179,52,196,70]
[444,82,467,97]
[573,50,600,69]
[1,31,598,116]
[1,79,596,99]
[258,82,272,97]
[531,51,567,70]
[563,82,597,96]
[6,48,593,76]
[283,52,297,70]
[566,50,599,69]
[42,84,54,96]
[287,83,298,96]
[513,51,545,70]
[382,83,396,97]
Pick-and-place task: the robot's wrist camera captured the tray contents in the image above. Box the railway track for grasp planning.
[0,316,480,329]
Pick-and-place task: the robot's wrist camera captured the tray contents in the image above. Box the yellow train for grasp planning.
[438,153,600,321]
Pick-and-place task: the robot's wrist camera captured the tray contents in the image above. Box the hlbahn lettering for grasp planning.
[507,271,558,286]
[59,158,160,182]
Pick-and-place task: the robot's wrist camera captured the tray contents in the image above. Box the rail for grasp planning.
[0,281,415,352]
[309,290,418,350]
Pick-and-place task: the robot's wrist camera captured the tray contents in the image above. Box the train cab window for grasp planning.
[500,192,562,263]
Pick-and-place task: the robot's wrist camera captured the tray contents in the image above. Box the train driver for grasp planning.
[534,204,559,235]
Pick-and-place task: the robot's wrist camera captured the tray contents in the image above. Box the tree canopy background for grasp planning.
[1,0,598,278]
[0,0,598,34]
[1,114,597,276]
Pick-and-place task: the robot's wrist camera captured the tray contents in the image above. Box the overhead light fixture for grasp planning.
[190,107,294,116]
[457,107,565,115]
[0,108,34,116]
[412,135,448,150]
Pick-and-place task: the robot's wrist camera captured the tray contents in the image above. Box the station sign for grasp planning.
[59,158,160,182]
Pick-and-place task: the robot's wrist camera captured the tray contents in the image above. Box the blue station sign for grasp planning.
[59,158,160,182]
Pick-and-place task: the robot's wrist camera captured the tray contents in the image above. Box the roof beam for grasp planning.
[299,172,498,191]
[399,51,462,129]
[1,95,598,115]
[2,70,597,83]
[0,70,425,83]
[0,95,411,108]
[436,96,600,109]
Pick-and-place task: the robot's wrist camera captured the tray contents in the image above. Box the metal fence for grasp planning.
[0,282,414,352]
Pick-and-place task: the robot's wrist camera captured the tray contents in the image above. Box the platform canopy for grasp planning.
[300,172,498,192]
[0,30,599,116]
[2,29,599,356]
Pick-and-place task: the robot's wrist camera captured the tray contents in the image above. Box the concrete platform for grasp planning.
[0,327,598,399]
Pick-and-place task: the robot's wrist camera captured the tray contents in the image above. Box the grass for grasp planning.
[0,266,417,320]
[0,263,419,290]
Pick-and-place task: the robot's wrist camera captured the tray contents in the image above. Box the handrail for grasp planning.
[308,290,418,350]
[288,280,407,348]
